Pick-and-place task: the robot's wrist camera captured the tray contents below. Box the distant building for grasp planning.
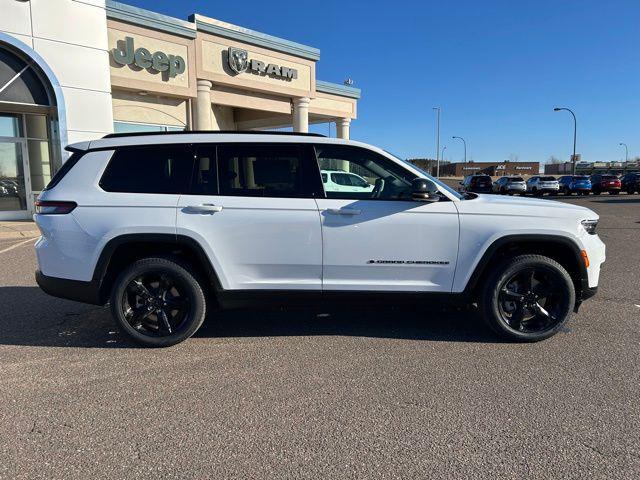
[545,161,640,175]
[439,161,540,177]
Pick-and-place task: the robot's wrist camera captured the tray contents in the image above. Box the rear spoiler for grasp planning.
[65,141,90,153]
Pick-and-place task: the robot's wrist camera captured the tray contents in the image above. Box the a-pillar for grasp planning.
[195,79,213,130]
[292,97,310,133]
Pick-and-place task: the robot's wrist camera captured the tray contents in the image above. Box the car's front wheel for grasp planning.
[479,255,575,342]
[110,257,207,347]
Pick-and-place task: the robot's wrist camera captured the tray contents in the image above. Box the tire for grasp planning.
[610,190,619,195]
[110,257,207,347]
[500,187,506,195]
[479,254,575,342]
[593,190,600,195]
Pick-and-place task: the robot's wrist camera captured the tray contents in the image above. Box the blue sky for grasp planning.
[125,0,639,163]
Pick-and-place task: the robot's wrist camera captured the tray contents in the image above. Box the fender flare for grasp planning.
[462,234,588,296]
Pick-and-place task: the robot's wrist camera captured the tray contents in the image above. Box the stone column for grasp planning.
[292,97,310,133]
[195,79,213,130]
[335,118,351,140]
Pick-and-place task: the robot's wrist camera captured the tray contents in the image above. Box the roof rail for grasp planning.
[102,130,326,139]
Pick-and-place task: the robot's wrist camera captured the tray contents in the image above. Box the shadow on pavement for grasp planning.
[0,286,499,348]
[592,198,640,204]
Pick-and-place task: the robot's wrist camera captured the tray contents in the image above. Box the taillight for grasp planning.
[35,200,77,214]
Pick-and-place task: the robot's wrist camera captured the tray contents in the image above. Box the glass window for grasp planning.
[0,114,21,138]
[113,122,186,134]
[100,146,194,194]
[217,144,306,198]
[190,146,218,195]
[316,145,415,200]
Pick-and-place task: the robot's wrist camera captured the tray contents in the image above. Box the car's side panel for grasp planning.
[35,149,179,282]
[315,198,460,292]
[177,195,323,290]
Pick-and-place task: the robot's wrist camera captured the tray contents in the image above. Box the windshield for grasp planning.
[388,152,464,200]
[540,176,556,181]
[508,177,524,182]
[573,176,589,180]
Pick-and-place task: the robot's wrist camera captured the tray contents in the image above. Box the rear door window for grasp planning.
[216,144,313,198]
[100,145,194,194]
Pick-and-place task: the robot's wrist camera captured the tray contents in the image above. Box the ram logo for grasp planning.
[228,47,249,74]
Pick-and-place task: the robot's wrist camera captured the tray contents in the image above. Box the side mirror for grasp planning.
[458,181,463,185]
[412,178,440,202]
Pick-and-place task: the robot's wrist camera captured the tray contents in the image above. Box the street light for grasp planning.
[619,142,628,163]
[554,107,577,174]
[452,136,467,163]
[433,107,441,178]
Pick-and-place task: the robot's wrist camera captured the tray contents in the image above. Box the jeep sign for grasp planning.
[112,37,186,79]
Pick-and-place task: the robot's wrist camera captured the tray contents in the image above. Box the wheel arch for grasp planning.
[463,234,588,300]
[93,233,222,304]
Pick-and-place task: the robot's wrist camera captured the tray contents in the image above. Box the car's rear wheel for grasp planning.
[610,190,619,195]
[479,255,575,342]
[110,257,207,347]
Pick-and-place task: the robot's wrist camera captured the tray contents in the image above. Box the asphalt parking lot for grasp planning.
[1,194,639,479]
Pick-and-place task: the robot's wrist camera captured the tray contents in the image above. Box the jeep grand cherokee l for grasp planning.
[34,132,605,347]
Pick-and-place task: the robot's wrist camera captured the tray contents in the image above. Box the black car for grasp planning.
[621,172,640,194]
[459,174,493,194]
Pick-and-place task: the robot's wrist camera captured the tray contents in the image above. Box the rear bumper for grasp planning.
[35,270,103,305]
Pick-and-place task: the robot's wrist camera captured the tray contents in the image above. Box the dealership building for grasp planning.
[0,0,360,219]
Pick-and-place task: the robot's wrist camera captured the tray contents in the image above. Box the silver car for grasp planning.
[493,176,527,195]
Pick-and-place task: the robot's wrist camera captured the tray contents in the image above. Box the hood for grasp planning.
[457,193,598,220]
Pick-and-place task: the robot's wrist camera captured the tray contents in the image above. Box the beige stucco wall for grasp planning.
[310,92,357,119]
[112,90,189,127]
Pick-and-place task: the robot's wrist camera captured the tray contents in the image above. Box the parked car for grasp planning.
[321,169,374,194]
[526,176,560,196]
[459,174,493,194]
[35,131,605,347]
[620,172,640,194]
[0,185,8,196]
[558,175,592,195]
[492,176,527,195]
[590,174,621,195]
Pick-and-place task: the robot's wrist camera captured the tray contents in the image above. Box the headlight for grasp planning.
[581,219,598,235]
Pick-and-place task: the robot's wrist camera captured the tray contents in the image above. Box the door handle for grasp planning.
[186,204,223,214]
[327,208,361,215]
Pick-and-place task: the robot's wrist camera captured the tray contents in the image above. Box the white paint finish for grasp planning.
[3,32,34,49]
[73,0,106,8]
[62,87,114,134]
[33,136,605,298]
[31,0,108,50]
[316,199,460,291]
[177,195,323,290]
[452,194,603,292]
[33,37,111,92]
[0,0,32,37]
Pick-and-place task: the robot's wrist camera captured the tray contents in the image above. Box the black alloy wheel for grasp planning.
[480,255,575,342]
[111,257,207,347]
[497,268,565,334]
[122,272,191,336]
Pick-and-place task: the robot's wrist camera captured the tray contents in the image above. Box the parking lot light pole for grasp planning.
[452,136,467,163]
[554,107,577,174]
[433,107,441,178]
[619,142,628,163]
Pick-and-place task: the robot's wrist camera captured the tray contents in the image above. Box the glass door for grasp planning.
[0,114,32,219]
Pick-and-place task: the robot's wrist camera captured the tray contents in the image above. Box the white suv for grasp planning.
[34,132,605,347]
[527,176,560,196]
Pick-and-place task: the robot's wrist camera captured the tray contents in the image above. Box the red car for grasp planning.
[590,174,621,195]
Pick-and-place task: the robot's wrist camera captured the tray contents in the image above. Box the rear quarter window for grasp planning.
[43,152,84,191]
[100,145,194,194]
